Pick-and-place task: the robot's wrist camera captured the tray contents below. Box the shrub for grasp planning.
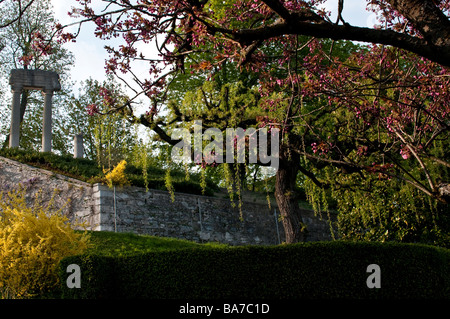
[59,241,450,299]
[103,160,130,188]
[0,188,90,299]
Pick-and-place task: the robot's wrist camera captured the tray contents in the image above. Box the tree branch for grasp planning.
[260,0,292,21]
[0,0,35,29]
[206,1,450,67]
[385,0,450,47]
[392,127,436,192]
[241,21,447,65]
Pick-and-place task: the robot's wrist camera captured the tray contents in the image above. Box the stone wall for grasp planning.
[0,156,336,245]
[0,156,98,228]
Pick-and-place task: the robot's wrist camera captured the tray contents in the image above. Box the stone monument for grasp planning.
[74,133,84,159]
[8,69,61,152]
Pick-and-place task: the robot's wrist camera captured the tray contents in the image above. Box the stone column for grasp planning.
[74,133,84,159]
[9,85,23,148]
[41,89,53,152]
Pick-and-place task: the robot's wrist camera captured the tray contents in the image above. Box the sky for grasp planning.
[49,0,375,97]
[50,0,122,91]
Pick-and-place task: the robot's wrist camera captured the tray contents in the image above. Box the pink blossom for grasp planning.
[400,147,411,160]
[86,104,99,116]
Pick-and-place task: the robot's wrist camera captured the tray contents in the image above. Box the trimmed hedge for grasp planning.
[59,241,450,299]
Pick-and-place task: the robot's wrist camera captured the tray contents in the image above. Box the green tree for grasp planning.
[0,0,36,31]
[63,0,449,244]
[67,77,138,168]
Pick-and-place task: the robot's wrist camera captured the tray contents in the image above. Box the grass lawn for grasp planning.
[83,230,228,257]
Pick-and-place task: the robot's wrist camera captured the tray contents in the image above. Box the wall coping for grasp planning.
[0,155,92,188]
[0,155,333,216]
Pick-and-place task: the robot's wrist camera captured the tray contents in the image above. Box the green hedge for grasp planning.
[59,241,450,299]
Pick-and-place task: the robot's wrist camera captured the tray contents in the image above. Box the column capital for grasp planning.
[43,88,54,96]
[10,84,23,93]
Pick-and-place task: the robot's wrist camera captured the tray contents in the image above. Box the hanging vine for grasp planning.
[165,166,175,203]
[222,165,234,210]
[234,163,244,221]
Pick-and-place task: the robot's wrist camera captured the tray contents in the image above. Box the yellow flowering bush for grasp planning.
[103,160,129,188]
[0,189,90,299]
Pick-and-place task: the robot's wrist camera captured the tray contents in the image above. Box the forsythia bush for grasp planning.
[103,160,129,188]
[0,189,90,299]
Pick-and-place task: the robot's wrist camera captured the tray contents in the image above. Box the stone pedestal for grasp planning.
[74,133,84,159]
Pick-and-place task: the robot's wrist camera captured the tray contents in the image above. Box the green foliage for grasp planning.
[59,241,450,299]
[66,77,137,166]
[0,147,102,182]
[165,74,267,204]
[301,124,449,247]
[83,231,226,257]
[0,148,219,196]
[333,173,450,247]
[298,67,450,247]
[164,166,175,202]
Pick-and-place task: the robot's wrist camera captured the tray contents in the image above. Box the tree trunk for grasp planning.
[274,148,305,243]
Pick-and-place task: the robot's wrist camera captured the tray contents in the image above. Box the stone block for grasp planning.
[198,231,211,241]
[9,69,61,91]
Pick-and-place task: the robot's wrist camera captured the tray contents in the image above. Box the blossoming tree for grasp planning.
[48,0,449,244]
